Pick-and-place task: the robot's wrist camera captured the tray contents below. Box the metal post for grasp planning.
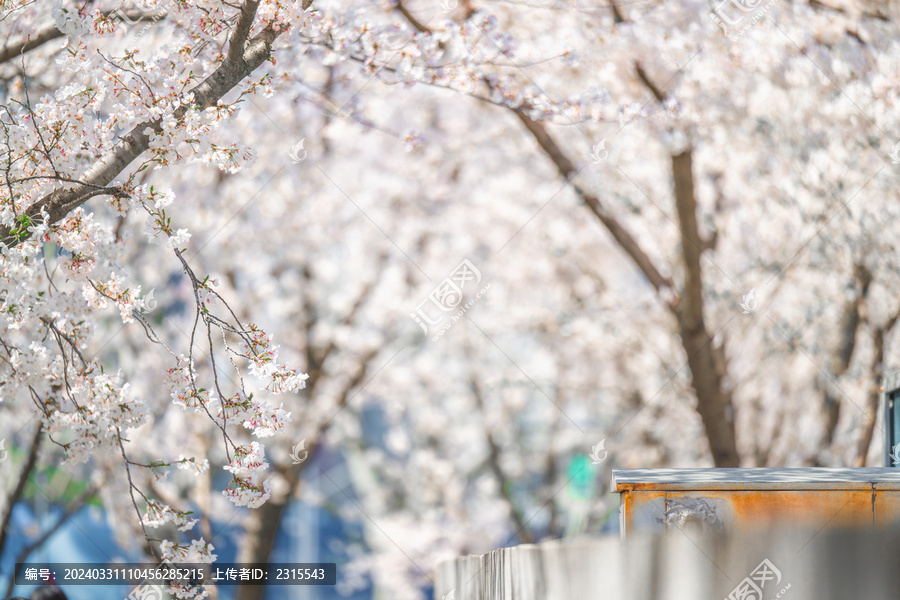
[883,372,900,467]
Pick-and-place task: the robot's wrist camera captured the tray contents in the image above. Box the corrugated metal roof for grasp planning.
[611,468,900,492]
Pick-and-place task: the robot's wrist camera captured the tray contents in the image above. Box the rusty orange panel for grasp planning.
[620,482,669,491]
[620,490,667,536]
[874,491,900,524]
[613,469,900,535]
[666,490,875,529]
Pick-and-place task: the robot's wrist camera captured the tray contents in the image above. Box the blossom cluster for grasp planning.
[158,537,216,599]
[241,322,310,393]
[44,369,148,464]
[223,442,272,508]
[0,2,327,598]
[142,498,199,532]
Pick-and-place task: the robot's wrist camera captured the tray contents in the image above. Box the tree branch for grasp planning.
[512,111,675,297]
[394,0,431,34]
[0,10,169,67]
[608,0,626,23]
[0,25,63,66]
[635,62,666,103]
[0,422,44,559]
[0,25,282,247]
[391,3,736,465]
[226,1,261,70]
[469,371,534,544]
[388,4,673,303]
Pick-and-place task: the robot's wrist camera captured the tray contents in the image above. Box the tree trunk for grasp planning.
[814,264,870,464]
[234,470,298,600]
[670,151,740,467]
[853,302,900,467]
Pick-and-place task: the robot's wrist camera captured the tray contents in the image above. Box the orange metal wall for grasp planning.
[620,489,900,535]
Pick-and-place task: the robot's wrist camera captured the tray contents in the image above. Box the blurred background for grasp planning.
[2,0,900,598]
